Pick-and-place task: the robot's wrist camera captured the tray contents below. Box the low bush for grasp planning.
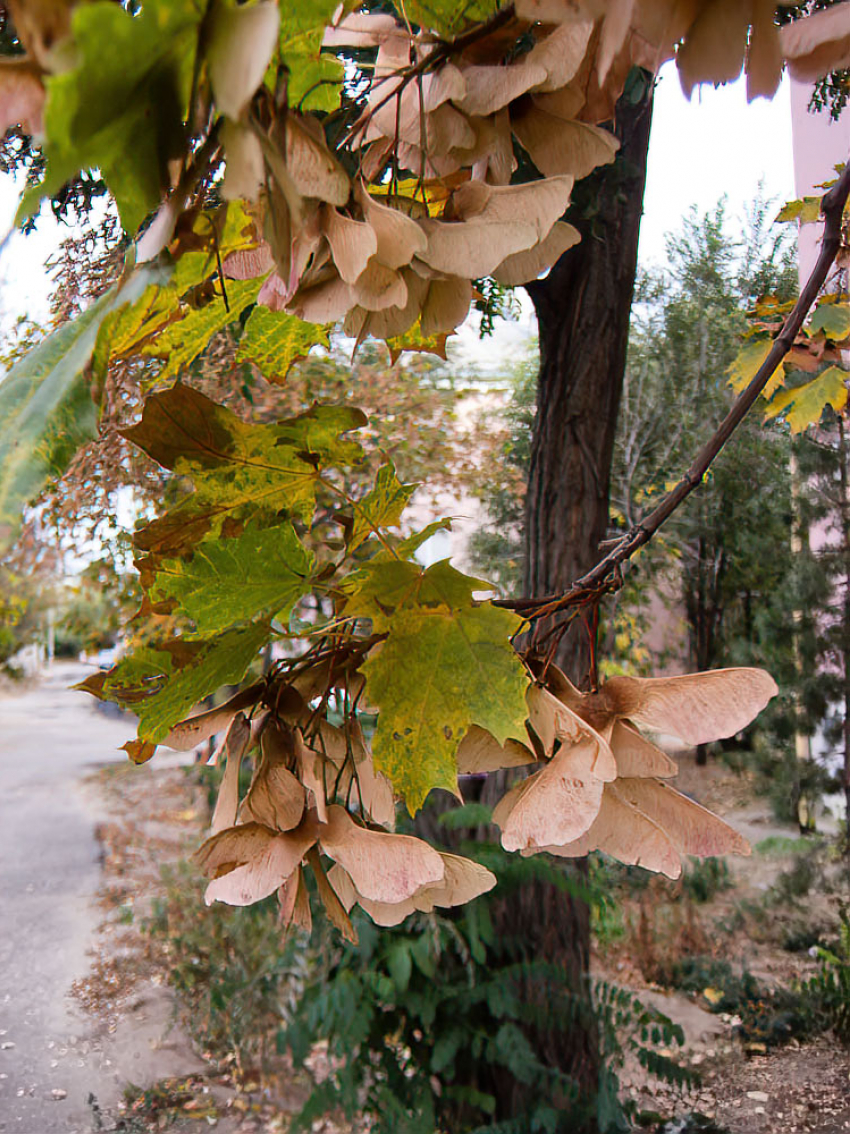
[279,842,696,1134]
[145,862,308,1076]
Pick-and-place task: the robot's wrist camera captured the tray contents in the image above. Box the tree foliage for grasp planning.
[0,0,848,935]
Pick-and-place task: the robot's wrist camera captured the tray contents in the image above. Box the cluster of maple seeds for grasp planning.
[4,1,850,358]
[169,662,776,938]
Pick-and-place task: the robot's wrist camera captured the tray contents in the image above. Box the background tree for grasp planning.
[0,4,849,1133]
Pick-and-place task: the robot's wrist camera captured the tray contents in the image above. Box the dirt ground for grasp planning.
[38,697,850,1133]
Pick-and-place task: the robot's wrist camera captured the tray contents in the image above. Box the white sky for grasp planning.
[0,59,800,364]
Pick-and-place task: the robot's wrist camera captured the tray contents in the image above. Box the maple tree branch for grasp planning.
[498,155,850,619]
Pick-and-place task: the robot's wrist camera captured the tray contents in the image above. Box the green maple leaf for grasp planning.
[727,339,785,397]
[124,386,365,556]
[22,0,203,233]
[348,463,418,552]
[172,201,259,295]
[151,522,315,636]
[277,0,343,113]
[343,559,491,627]
[401,0,500,37]
[236,307,330,385]
[395,519,453,559]
[92,285,180,386]
[99,623,269,743]
[764,365,850,432]
[142,278,265,384]
[808,302,850,342]
[362,601,528,812]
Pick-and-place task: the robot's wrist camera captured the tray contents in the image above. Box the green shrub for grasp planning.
[145,862,308,1073]
[681,857,732,904]
[667,955,816,1048]
[798,904,850,1043]
[279,844,695,1134]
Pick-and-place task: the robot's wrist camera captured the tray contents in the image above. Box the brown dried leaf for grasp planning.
[199,819,318,906]
[676,0,749,97]
[526,21,596,92]
[295,729,329,824]
[0,58,44,137]
[328,864,419,927]
[455,59,549,118]
[323,207,378,283]
[420,276,472,337]
[610,719,677,778]
[534,782,682,879]
[492,220,581,286]
[322,11,400,49]
[210,713,252,835]
[413,852,497,910]
[615,777,751,858]
[512,98,619,180]
[207,0,279,119]
[318,804,444,903]
[494,735,606,852]
[241,721,306,832]
[352,258,409,311]
[307,847,358,944]
[6,0,73,67]
[161,684,263,751]
[418,176,574,278]
[356,183,428,269]
[780,2,850,80]
[221,119,266,200]
[747,0,783,100]
[603,667,778,745]
[278,866,312,935]
[289,272,353,323]
[526,684,616,779]
[456,725,536,774]
[286,114,350,206]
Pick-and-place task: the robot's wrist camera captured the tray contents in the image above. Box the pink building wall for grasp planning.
[790,79,850,286]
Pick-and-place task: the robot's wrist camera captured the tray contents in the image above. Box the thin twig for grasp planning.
[497,157,850,617]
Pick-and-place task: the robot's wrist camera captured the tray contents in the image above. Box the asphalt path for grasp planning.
[0,662,140,1133]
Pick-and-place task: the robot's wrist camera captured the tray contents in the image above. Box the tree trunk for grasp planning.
[838,418,850,844]
[485,78,654,1131]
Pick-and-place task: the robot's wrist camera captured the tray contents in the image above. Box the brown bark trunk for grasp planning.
[485,80,654,1131]
[838,418,850,846]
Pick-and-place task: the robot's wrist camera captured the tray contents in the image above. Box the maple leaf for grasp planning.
[98,624,269,744]
[764,367,850,433]
[23,0,202,232]
[348,463,418,553]
[141,277,265,384]
[363,600,529,811]
[727,339,785,397]
[236,306,330,385]
[124,387,366,555]
[277,0,344,114]
[808,303,850,342]
[342,558,492,628]
[149,521,315,637]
